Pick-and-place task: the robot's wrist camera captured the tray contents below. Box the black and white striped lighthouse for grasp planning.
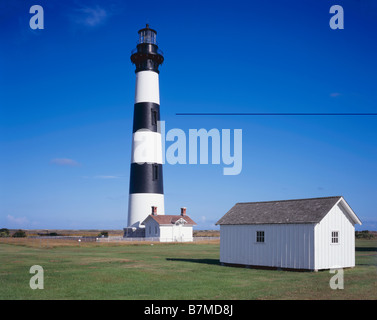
[125,25,165,236]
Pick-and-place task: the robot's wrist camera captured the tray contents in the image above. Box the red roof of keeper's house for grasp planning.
[141,214,197,226]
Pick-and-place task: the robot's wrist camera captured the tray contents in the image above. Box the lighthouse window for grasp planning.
[151,109,157,125]
[139,30,157,45]
[152,164,158,180]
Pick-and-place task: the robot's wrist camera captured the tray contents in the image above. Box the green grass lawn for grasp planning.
[0,240,376,299]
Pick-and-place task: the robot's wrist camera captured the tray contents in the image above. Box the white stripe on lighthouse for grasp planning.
[128,193,165,228]
[135,71,160,104]
[131,130,163,164]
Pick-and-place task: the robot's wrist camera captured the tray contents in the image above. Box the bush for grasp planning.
[48,232,59,236]
[12,230,27,238]
[0,228,10,237]
[355,230,374,240]
[97,231,109,238]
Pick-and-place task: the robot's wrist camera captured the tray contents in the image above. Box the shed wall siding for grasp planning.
[314,203,355,270]
[220,224,315,270]
[144,219,160,237]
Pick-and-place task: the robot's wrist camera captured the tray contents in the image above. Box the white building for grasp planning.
[216,196,362,271]
[141,207,197,242]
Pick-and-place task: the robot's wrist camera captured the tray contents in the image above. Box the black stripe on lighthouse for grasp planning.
[129,163,163,194]
[133,102,160,133]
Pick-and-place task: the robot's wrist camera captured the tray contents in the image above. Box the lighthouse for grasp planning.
[124,25,165,237]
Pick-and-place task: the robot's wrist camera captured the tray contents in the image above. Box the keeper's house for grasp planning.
[142,207,197,242]
[216,196,362,271]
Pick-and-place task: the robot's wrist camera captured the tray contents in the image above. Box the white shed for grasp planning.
[216,196,362,271]
[141,207,197,242]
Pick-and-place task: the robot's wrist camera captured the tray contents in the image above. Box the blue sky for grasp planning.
[1,0,376,230]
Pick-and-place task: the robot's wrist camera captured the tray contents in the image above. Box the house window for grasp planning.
[331,231,339,244]
[256,231,265,243]
[155,226,158,235]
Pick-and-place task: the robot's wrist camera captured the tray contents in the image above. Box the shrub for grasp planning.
[0,228,10,237]
[12,230,27,238]
[97,231,109,238]
[355,230,374,240]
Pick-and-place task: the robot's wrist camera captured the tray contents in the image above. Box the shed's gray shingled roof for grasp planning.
[216,196,342,225]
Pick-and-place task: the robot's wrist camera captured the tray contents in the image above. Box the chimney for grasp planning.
[152,206,157,215]
[181,207,186,216]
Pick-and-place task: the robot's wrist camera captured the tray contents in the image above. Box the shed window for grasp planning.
[331,231,339,244]
[256,231,265,243]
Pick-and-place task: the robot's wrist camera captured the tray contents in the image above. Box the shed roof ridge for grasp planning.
[216,196,344,225]
[236,196,342,205]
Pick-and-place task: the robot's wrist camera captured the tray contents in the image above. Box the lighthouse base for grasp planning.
[123,227,145,238]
